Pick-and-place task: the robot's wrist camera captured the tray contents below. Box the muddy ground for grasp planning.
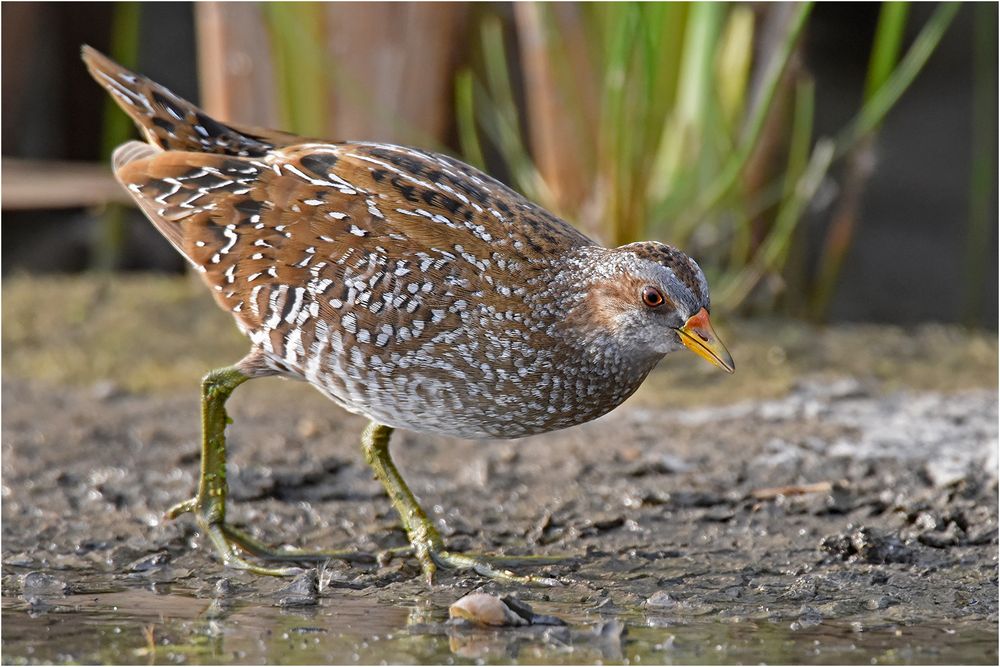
[2,275,998,665]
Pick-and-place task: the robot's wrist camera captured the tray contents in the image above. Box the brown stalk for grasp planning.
[322,3,469,145]
[810,135,876,320]
[741,4,805,261]
[195,3,283,127]
[514,3,598,230]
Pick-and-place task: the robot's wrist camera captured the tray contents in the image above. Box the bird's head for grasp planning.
[579,241,735,373]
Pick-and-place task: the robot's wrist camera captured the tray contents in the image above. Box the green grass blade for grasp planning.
[716,138,834,308]
[835,2,959,155]
[962,2,998,324]
[455,69,487,171]
[716,5,756,138]
[93,1,141,272]
[264,3,328,137]
[99,2,140,161]
[679,2,813,232]
[479,16,548,202]
[864,2,910,102]
[809,2,959,319]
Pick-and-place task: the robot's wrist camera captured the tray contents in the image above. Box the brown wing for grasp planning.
[114,139,594,369]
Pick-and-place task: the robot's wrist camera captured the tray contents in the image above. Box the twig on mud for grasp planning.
[526,509,554,545]
[137,624,156,663]
[750,480,839,500]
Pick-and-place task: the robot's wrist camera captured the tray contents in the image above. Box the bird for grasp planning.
[82,45,734,586]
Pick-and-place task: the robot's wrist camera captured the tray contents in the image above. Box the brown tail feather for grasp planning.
[82,45,301,157]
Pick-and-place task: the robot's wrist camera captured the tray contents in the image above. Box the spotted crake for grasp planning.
[83,45,733,585]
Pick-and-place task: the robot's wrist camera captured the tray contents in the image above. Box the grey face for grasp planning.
[609,250,710,356]
[642,257,709,319]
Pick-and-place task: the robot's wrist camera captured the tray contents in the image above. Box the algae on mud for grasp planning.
[2,274,998,664]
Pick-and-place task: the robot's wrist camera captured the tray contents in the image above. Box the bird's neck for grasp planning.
[526,246,665,412]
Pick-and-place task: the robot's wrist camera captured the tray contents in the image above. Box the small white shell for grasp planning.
[448,593,527,627]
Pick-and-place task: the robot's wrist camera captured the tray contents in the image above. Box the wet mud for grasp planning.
[2,275,998,664]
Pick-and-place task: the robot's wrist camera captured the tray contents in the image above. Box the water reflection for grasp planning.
[2,584,997,665]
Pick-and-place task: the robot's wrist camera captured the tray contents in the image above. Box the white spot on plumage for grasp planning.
[219,224,238,255]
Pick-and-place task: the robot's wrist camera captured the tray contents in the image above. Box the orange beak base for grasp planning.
[676,308,735,374]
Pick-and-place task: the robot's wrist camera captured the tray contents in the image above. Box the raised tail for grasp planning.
[82,45,301,157]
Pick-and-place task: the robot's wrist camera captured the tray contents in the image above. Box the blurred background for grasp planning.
[2,1,997,327]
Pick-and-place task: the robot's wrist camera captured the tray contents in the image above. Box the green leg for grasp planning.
[166,365,371,575]
[361,421,561,587]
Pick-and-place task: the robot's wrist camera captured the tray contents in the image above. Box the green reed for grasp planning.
[457,2,961,317]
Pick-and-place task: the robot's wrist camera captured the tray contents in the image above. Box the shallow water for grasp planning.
[3,583,997,665]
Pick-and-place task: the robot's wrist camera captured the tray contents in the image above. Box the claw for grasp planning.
[165,497,196,520]
[376,546,413,567]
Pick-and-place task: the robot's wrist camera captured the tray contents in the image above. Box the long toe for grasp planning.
[431,549,562,587]
[220,524,377,564]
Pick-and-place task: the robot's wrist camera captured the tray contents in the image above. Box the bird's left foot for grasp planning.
[362,421,566,587]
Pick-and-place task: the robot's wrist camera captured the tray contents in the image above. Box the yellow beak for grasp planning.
[676,308,735,374]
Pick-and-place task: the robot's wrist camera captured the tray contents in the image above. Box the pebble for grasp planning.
[790,607,823,630]
[19,572,68,597]
[644,591,678,609]
[275,570,318,607]
[865,595,894,610]
[91,380,125,401]
[126,551,171,572]
[593,618,626,641]
[820,527,914,565]
[918,525,961,548]
[924,457,970,488]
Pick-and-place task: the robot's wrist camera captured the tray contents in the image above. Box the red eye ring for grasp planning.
[642,286,664,308]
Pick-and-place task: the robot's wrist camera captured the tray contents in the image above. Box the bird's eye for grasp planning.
[641,286,665,308]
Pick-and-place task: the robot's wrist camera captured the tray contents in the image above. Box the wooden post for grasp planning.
[193,2,470,149]
[194,2,282,128]
[515,4,599,233]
